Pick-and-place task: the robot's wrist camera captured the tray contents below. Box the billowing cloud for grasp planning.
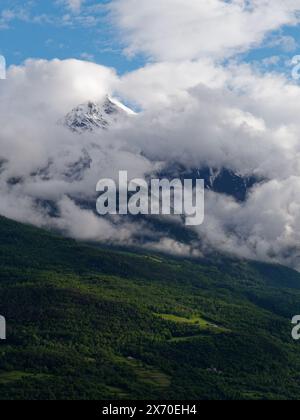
[110,0,300,61]
[0,59,156,245]
[1,56,300,268]
[201,178,300,268]
[2,1,300,269]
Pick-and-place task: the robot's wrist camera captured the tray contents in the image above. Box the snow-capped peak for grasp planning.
[64,95,136,133]
[104,96,137,116]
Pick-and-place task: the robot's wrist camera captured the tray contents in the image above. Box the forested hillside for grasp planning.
[0,216,300,400]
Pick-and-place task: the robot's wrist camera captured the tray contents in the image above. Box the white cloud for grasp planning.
[3,1,300,269]
[0,59,159,247]
[65,0,84,13]
[3,57,300,268]
[267,34,298,52]
[201,178,300,268]
[110,0,300,61]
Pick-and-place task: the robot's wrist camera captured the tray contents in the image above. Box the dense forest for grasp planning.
[0,216,300,400]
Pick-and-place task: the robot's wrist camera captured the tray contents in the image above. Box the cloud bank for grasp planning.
[110,0,300,61]
[1,1,300,269]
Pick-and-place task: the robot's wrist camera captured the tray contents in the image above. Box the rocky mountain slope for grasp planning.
[64,96,136,133]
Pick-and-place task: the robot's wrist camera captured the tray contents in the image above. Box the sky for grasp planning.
[0,0,145,74]
[1,0,300,76]
[3,1,300,269]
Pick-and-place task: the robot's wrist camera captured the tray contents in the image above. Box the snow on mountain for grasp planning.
[63,96,261,202]
[63,95,136,133]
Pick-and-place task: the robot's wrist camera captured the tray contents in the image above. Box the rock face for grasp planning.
[63,96,136,133]
[159,164,261,202]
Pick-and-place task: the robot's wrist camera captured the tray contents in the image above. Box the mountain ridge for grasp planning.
[63,95,136,133]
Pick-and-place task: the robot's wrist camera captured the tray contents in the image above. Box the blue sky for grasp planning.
[0,0,145,74]
[0,0,300,77]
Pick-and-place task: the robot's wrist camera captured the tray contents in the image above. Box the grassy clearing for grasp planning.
[115,356,171,389]
[0,371,49,384]
[104,386,131,399]
[156,313,229,334]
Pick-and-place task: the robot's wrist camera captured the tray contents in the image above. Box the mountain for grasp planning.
[0,216,300,400]
[63,98,260,202]
[64,96,136,133]
[160,163,261,202]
